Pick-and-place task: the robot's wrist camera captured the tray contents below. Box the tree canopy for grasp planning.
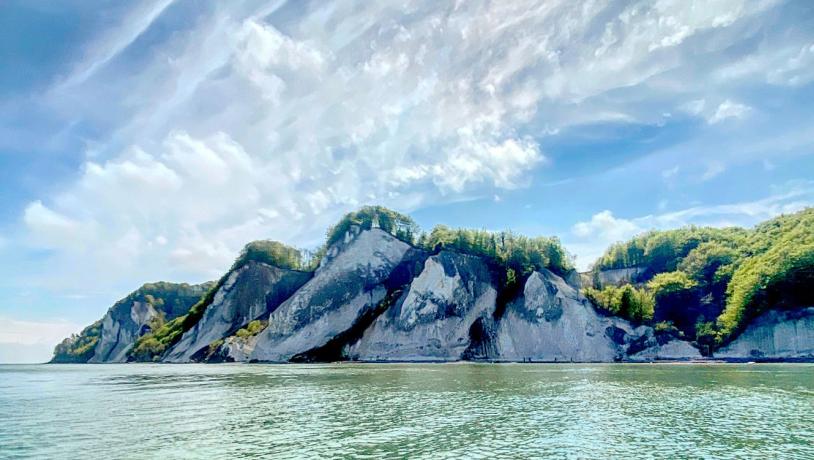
[589,207,814,347]
[419,226,572,276]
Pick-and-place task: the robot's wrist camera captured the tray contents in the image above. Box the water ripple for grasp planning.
[1,363,813,459]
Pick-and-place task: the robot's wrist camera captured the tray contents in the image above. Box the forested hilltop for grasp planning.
[585,208,814,353]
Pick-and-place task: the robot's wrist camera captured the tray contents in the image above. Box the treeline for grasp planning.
[593,226,748,274]
[588,208,814,348]
[420,225,571,279]
[228,205,573,276]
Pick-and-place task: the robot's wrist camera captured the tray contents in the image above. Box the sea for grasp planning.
[1,363,812,459]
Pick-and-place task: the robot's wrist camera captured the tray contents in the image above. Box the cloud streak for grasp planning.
[57,0,177,88]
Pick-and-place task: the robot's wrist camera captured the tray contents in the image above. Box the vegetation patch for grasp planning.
[51,321,103,363]
[588,208,814,348]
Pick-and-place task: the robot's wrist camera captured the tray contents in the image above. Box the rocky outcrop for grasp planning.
[626,326,702,361]
[249,227,426,362]
[493,269,635,362]
[715,308,814,360]
[347,251,497,361]
[163,262,311,363]
[207,335,255,363]
[86,282,211,363]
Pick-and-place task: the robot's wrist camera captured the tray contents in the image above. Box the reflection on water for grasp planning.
[1,363,813,459]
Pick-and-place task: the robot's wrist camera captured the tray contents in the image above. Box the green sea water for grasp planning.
[1,363,812,459]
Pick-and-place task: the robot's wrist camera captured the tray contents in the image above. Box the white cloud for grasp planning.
[14,0,804,292]
[708,100,752,124]
[572,210,641,242]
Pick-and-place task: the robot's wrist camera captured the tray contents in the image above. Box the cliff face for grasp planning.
[348,251,497,361]
[163,262,311,363]
[249,227,426,362]
[50,282,212,364]
[90,300,159,363]
[714,308,814,360]
[493,270,632,362]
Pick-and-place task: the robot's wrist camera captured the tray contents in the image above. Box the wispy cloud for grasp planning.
[57,0,176,89]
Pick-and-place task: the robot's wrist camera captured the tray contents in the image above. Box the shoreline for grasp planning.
[39,357,814,365]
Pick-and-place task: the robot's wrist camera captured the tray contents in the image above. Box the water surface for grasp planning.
[1,363,812,459]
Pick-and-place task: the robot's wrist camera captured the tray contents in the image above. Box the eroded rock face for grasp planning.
[348,251,497,361]
[494,270,634,362]
[204,335,255,363]
[715,308,814,360]
[90,301,158,363]
[250,228,426,362]
[162,262,311,363]
[594,267,645,287]
[88,283,210,363]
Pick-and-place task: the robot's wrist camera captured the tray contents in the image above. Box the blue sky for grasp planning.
[1,0,813,362]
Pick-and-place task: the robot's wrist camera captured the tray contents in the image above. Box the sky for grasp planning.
[1,0,813,363]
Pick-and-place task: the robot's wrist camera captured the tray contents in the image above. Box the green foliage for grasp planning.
[695,320,717,351]
[594,227,747,273]
[654,321,678,334]
[326,206,419,247]
[717,209,814,342]
[678,242,740,285]
[583,285,654,323]
[128,281,214,319]
[590,208,814,347]
[207,339,224,357]
[131,282,224,362]
[51,321,102,363]
[235,320,268,339]
[130,316,187,362]
[648,271,697,300]
[231,240,308,272]
[420,225,572,276]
